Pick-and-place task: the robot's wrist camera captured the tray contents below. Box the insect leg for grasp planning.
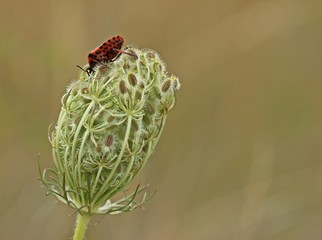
[111,49,137,62]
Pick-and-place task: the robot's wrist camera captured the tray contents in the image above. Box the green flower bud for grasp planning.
[39,47,180,215]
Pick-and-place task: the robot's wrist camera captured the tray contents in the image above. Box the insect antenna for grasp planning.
[76,65,92,76]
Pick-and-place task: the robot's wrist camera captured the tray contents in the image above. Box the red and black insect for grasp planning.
[78,35,135,75]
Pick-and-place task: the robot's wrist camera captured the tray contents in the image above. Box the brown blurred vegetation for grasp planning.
[1,0,322,239]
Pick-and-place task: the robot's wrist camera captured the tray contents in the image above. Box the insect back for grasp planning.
[88,35,124,71]
[77,35,137,75]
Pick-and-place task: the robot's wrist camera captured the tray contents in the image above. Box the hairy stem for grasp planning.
[73,213,91,240]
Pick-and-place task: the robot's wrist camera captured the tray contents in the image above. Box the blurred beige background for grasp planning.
[1,0,322,239]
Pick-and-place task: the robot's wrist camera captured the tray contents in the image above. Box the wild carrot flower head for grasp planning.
[39,47,180,215]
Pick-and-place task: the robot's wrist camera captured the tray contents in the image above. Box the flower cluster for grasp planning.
[39,47,180,215]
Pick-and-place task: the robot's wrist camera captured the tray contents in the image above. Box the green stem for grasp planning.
[73,213,91,240]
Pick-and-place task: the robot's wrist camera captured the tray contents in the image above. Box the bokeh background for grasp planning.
[1,0,322,239]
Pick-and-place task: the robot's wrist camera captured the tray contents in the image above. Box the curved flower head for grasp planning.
[39,47,180,215]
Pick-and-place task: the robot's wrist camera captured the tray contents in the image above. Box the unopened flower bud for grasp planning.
[40,47,180,215]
